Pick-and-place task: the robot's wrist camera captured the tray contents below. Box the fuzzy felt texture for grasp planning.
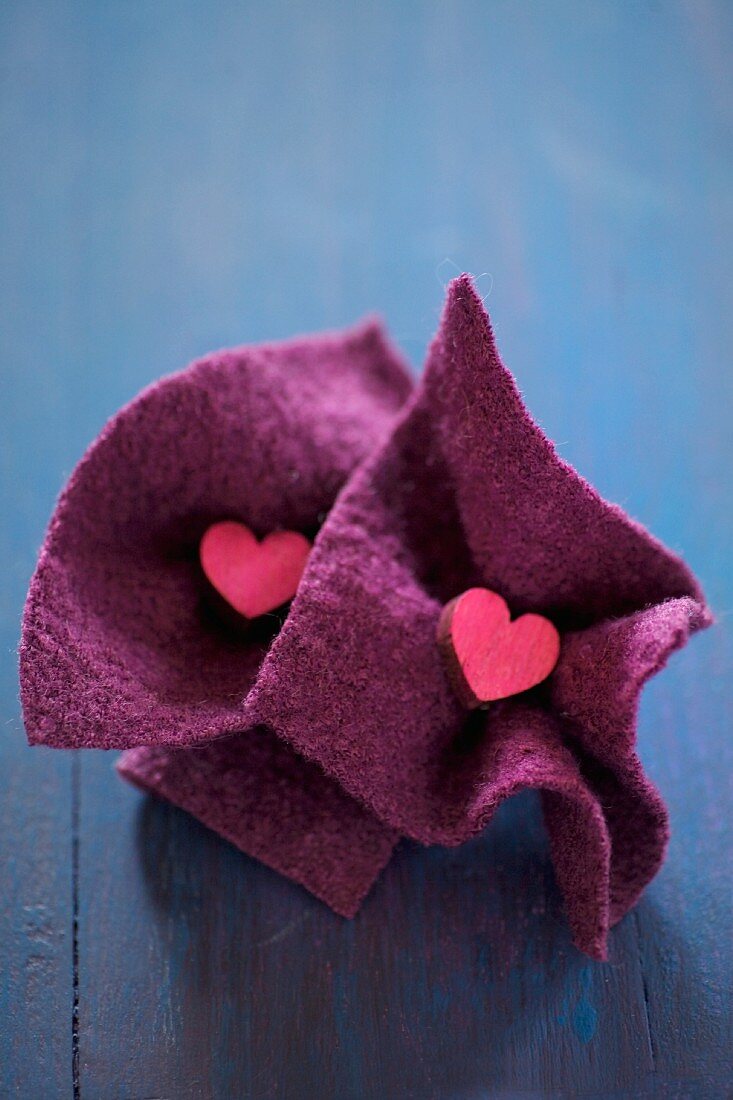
[20,277,710,958]
[21,321,413,749]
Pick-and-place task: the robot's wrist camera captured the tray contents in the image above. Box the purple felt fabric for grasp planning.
[20,277,710,958]
[118,731,398,918]
[21,320,413,750]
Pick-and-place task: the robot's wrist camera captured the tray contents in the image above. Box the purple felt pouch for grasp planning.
[20,277,710,958]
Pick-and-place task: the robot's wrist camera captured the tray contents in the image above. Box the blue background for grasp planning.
[1,2,731,1096]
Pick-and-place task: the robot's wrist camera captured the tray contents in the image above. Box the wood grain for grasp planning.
[0,736,73,1100]
[1,1,731,1096]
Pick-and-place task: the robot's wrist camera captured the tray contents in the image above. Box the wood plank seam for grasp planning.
[72,752,81,1100]
[634,908,657,1071]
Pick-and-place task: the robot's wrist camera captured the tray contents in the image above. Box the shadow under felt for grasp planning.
[132,791,568,1089]
[132,788,713,1098]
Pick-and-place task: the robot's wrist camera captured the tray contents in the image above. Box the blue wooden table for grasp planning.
[2,3,731,1096]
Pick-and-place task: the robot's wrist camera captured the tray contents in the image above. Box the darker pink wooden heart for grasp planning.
[200,521,311,619]
[437,588,560,708]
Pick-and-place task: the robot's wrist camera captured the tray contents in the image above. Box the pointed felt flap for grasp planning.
[118,730,399,918]
[423,276,705,624]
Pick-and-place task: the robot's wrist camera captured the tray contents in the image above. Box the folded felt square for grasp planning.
[20,276,710,958]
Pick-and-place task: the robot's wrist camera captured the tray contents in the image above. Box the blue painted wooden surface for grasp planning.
[2,2,731,1096]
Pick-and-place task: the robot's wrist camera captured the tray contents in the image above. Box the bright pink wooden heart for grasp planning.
[437,588,560,708]
[200,521,311,620]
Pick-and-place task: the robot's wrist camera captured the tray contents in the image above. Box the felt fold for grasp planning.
[20,320,412,921]
[244,277,710,956]
[20,321,413,750]
[20,277,710,959]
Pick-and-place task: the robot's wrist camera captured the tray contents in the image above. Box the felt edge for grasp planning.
[554,595,714,766]
[608,759,670,930]
[116,746,400,919]
[541,787,612,961]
